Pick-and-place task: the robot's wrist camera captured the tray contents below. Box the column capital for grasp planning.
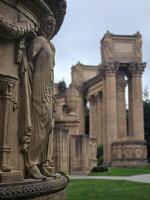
[101,62,119,76]
[128,63,146,76]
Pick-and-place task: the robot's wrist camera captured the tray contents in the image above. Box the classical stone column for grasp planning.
[97,91,103,145]
[103,63,118,164]
[128,74,133,136]
[116,71,127,139]
[128,63,146,140]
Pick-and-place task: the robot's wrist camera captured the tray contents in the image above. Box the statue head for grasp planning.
[40,15,56,40]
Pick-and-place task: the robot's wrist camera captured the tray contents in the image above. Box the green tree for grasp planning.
[143,87,150,161]
[97,145,103,166]
[58,79,66,94]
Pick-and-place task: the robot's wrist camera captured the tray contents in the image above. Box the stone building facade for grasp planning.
[53,31,147,175]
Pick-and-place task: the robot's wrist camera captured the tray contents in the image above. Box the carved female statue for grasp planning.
[20,15,56,179]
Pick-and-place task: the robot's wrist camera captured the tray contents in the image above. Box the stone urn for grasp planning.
[65,87,80,115]
[0,0,69,199]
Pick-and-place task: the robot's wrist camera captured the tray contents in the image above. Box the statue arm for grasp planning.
[0,15,33,39]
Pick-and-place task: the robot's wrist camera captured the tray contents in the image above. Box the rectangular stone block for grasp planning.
[29,191,65,200]
[0,171,23,183]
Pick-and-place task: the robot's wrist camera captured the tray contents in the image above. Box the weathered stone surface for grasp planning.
[101,31,142,63]
[112,141,147,167]
[0,0,68,199]
[30,191,65,200]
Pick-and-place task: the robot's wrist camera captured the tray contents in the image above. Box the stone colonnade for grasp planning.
[87,62,147,166]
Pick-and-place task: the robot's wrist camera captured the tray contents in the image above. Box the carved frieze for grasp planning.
[0,0,67,40]
[112,141,147,161]
[0,74,18,172]
[101,62,119,75]
[128,63,146,75]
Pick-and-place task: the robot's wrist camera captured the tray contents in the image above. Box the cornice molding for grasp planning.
[0,0,67,39]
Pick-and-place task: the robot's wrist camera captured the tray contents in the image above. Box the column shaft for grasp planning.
[116,73,127,138]
[97,92,103,145]
[103,64,118,164]
[128,63,145,140]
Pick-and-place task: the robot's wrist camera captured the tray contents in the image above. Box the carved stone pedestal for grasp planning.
[0,0,68,199]
[0,74,23,182]
[30,191,65,200]
[112,141,147,167]
[0,171,23,183]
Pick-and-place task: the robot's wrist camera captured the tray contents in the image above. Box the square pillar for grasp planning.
[53,126,69,174]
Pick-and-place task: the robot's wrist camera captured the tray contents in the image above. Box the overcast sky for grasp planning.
[52,0,150,93]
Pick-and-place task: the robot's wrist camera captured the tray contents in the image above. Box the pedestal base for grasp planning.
[111,140,147,167]
[29,191,65,200]
[0,171,23,183]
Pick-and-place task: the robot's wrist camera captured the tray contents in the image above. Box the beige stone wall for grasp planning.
[71,63,99,87]
[69,135,92,175]
[0,0,40,179]
[53,127,69,174]
[30,191,65,200]
[101,31,142,63]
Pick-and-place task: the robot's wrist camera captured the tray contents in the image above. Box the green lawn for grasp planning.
[90,166,150,176]
[66,180,150,200]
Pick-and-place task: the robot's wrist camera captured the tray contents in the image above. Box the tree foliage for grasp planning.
[97,145,103,166]
[58,79,66,94]
[143,88,150,161]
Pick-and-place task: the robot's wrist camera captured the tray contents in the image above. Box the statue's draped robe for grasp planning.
[21,36,54,169]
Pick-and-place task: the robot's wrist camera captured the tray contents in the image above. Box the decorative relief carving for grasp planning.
[112,142,147,161]
[128,63,146,75]
[101,31,113,62]
[101,62,119,75]
[115,43,133,54]
[135,31,142,57]
[0,15,33,39]
[0,0,67,182]
[0,74,18,172]
[101,31,143,64]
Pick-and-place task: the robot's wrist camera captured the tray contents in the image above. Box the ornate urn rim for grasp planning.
[0,0,67,39]
[0,175,69,200]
